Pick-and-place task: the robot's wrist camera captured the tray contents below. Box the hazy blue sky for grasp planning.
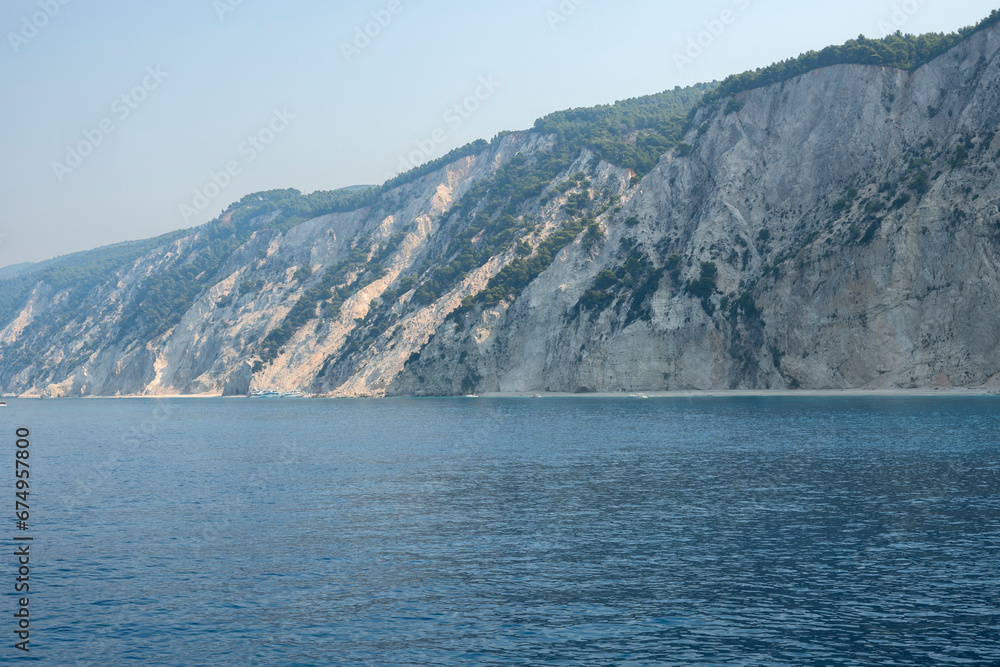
[2,0,997,267]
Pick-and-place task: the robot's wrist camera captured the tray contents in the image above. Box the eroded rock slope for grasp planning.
[3,24,1000,396]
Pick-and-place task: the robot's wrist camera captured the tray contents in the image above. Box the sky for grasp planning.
[1,0,998,268]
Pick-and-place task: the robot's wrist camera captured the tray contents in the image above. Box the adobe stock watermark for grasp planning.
[195,441,306,544]
[876,0,931,35]
[385,76,501,180]
[674,0,753,72]
[7,0,71,54]
[52,66,169,183]
[340,0,404,62]
[179,108,294,224]
[63,399,173,512]
[214,0,245,22]
[546,0,586,30]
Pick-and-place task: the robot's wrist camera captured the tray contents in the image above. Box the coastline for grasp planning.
[479,388,1000,398]
[6,388,999,399]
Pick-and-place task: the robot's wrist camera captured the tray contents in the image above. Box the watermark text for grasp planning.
[7,0,71,54]
[52,66,169,182]
[179,109,294,223]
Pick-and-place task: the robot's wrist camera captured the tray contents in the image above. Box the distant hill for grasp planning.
[0,263,35,279]
[3,11,1000,396]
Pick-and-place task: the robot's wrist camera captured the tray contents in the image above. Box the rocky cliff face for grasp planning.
[3,24,1000,397]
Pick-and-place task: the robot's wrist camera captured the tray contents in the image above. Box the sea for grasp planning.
[2,396,998,665]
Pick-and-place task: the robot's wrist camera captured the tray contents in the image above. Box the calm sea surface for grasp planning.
[3,396,999,665]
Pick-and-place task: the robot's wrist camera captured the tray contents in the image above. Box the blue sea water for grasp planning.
[2,396,999,665]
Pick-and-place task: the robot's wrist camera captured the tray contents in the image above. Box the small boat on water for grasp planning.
[249,389,304,398]
[0,401,6,407]
[248,389,281,398]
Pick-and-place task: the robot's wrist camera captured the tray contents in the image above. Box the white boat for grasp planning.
[0,401,6,407]
[248,389,281,398]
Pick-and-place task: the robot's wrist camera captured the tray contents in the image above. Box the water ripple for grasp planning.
[8,396,1000,665]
